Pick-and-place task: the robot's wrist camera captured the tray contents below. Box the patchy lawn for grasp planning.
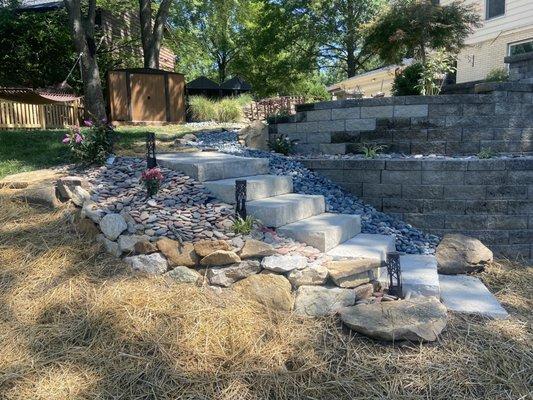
[0,124,229,180]
[0,192,531,399]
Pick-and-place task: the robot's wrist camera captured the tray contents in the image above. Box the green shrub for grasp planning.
[392,64,423,96]
[232,216,258,235]
[189,96,217,121]
[268,136,297,155]
[485,67,509,82]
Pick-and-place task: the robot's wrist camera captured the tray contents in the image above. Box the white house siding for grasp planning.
[441,0,533,82]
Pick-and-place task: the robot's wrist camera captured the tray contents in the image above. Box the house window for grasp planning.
[509,39,533,56]
[486,0,505,19]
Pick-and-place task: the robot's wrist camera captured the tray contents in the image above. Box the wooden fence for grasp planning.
[245,96,306,121]
[0,99,84,130]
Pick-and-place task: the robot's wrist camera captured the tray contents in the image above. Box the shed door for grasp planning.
[130,73,166,122]
[108,71,128,121]
[168,74,185,123]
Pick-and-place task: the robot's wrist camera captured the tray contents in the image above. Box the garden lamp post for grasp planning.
[235,180,247,219]
[146,132,157,169]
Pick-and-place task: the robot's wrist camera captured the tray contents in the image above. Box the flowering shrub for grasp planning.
[140,167,164,197]
[268,135,297,156]
[62,119,114,165]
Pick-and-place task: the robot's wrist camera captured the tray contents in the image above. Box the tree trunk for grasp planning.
[64,0,106,121]
[346,42,356,78]
[139,0,172,69]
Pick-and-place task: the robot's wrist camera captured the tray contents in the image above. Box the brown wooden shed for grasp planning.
[108,68,185,124]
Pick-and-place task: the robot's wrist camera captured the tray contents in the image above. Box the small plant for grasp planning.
[357,143,387,159]
[478,147,495,159]
[62,120,114,165]
[416,51,456,96]
[266,110,291,124]
[140,167,164,197]
[485,67,509,83]
[232,216,257,235]
[268,136,297,156]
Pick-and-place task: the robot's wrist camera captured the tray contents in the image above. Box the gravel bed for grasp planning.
[193,130,440,254]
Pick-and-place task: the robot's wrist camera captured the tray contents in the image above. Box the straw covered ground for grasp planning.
[0,194,532,399]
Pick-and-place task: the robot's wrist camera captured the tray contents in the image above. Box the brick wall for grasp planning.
[270,89,533,156]
[301,158,533,259]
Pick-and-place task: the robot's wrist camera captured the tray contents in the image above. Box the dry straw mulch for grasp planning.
[0,195,531,400]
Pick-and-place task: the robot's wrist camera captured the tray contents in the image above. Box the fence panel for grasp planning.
[245,96,306,121]
[0,100,83,130]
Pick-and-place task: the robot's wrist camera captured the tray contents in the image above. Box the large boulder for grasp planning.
[294,286,356,317]
[261,255,307,273]
[194,240,232,257]
[200,250,241,267]
[207,260,261,287]
[15,184,61,209]
[157,238,198,267]
[238,239,276,259]
[233,274,294,311]
[56,176,90,201]
[238,121,269,150]
[124,253,168,274]
[340,297,448,342]
[436,234,493,275]
[99,213,127,241]
[164,266,202,284]
[326,259,381,288]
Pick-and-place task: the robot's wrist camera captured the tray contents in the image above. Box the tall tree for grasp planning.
[139,0,172,68]
[63,0,106,120]
[364,0,481,65]
[312,0,385,78]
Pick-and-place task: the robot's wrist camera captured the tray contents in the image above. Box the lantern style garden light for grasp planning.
[235,179,247,219]
[385,252,402,298]
[146,132,157,169]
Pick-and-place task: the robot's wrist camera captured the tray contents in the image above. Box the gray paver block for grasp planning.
[327,233,396,261]
[439,274,509,319]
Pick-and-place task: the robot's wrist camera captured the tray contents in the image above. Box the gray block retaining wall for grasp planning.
[270,89,533,155]
[300,157,533,259]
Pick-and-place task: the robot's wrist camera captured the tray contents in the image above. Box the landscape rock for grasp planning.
[124,253,168,274]
[134,240,158,254]
[238,121,269,150]
[238,239,276,259]
[157,238,198,267]
[96,234,121,257]
[326,259,381,288]
[294,286,356,317]
[164,266,202,284]
[354,283,374,301]
[81,200,104,223]
[261,254,307,273]
[16,184,61,208]
[67,185,91,206]
[99,213,127,240]
[436,234,493,275]
[56,176,89,200]
[207,260,261,287]
[233,274,294,311]
[340,297,448,342]
[118,234,146,254]
[194,239,232,257]
[287,264,328,287]
[200,250,241,266]
[75,217,100,236]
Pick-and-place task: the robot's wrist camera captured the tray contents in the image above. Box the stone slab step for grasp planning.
[400,254,440,298]
[277,213,361,252]
[439,274,509,319]
[247,193,325,228]
[157,151,269,182]
[327,233,395,261]
[204,175,293,204]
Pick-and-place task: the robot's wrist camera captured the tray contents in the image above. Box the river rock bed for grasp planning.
[192,130,440,254]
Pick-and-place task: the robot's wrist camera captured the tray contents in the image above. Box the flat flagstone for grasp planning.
[400,254,440,298]
[438,274,509,319]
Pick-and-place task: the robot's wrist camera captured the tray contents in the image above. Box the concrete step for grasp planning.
[400,254,440,298]
[204,175,293,204]
[247,193,325,228]
[157,151,269,182]
[327,233,395,261]
[277,213,361,252]
[439,274,509,319]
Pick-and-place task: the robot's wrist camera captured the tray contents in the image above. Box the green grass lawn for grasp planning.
[0,124,229,180]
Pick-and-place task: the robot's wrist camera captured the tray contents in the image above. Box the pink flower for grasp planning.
[141,167,164,182]
[62,135,70,144]
[75,133,84,143]
[83,119,93,127]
